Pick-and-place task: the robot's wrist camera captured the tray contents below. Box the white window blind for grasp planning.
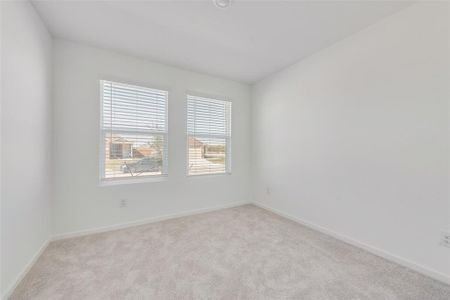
[100,80,168,181]
[187,95,231,176]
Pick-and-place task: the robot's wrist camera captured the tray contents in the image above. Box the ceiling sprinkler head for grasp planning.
[214,0,231,9]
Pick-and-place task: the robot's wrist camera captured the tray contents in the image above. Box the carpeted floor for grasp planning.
[10,204,450,299]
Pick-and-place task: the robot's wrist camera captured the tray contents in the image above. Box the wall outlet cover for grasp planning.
[120,199,127,208]
[440,231,450,248]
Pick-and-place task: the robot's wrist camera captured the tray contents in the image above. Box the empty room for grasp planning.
[1,0,449,299]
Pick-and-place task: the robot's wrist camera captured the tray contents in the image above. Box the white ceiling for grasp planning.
[32,0,412,83]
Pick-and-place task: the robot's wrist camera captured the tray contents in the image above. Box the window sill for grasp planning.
[186,172,231,179]
[99,175,168,186]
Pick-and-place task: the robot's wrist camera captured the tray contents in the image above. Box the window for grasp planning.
[187,95,231,176]
[100,80,168,182]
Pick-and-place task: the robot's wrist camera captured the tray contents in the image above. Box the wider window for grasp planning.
[100,80,168,182]
[187,95,231,176]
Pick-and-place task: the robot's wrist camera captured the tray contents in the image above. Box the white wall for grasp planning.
[252,2,450,281]
[1,1,53,296]
[52,40,251,237]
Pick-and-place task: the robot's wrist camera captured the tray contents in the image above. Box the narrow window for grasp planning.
[100,80,168,182]
[187,95,231,176]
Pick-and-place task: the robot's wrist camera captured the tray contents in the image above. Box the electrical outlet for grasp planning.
[440,231,450,248]
[119,199,127,208]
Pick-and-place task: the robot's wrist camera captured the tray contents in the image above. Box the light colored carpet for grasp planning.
[10,204,450,300]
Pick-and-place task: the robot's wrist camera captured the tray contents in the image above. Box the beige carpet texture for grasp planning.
[10,204,450,300]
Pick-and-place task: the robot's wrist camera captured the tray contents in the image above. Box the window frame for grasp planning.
[186,93,232,177]
[99,79,169,185]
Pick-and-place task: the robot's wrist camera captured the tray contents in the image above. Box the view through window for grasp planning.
[100,80,168,181]
[187,95,231,175]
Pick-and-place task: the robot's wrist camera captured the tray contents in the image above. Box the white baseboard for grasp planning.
[52,201,250,241]
[3,239,50,300]
[252,201,450,285]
